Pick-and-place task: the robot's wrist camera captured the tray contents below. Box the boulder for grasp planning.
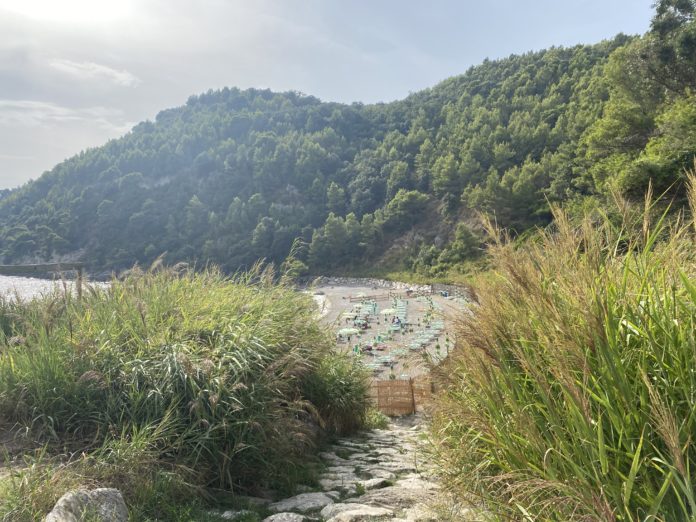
[45,488,128,522]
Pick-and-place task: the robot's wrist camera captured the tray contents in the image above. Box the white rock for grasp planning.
[395,477,438,490]
[320,478,359,491]
[346,452,370,460]
[359,477,391,490]
[218,509,256,520]
[45,488,128,522]
[363,468,396,480]
[346,485,434,509]
[320,503,372,519]
[402,504,438,521]
[262,513,306,522]
[373,447,401,456]
[326,465,357,473]
[326,506,394,521]
[269,492,335,513]
[320,480,359,496]
[375,462,417,473]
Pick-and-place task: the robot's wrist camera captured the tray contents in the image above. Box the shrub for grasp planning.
[0,266,368,519]
[302,356,370,436]
[431,180,696,520]
[363,408,390,430]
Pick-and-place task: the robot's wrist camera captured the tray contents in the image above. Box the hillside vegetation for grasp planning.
[3,5,695,281]
[0,34,640,278]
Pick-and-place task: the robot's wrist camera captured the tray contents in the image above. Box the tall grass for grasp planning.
[431,180,696,521]
[0,265,368,519]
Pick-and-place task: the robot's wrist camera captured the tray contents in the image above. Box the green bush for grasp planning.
[432,180,696,520]
[0,266,368,519]
[301,356,370,436]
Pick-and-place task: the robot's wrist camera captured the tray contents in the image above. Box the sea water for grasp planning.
[0,275,75,300]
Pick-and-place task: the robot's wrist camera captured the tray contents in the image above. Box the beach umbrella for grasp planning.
[380,308,396,315]
[338,327,360,336]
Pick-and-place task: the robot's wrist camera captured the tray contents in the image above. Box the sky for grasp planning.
[0,0,655,190]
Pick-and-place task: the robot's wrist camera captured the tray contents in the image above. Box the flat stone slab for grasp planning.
[345,452,371,460]
[320,478,360,491]
[374,462,417,474]
[335,440,367,448]
[269,492,336,513]
[362,468,396,480]
[217,510,256,520]
[359,477,391,490]
[325,506,394,521]
[324,465,358,475]
[346,485,436,510]
[262,514,306,522]
[320,452,350,463]
[395,477,438,490]
[320,471,361,482]
[321,503,373,519]
[373,447,402,456]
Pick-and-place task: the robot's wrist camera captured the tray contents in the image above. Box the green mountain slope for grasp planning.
[1,11,693,277]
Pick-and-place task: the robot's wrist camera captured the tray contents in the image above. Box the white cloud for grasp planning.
[50,59,141,87]
[0,99,132,133]
[0,153,34,159]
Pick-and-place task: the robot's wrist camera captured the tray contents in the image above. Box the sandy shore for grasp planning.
[310,283,467,379]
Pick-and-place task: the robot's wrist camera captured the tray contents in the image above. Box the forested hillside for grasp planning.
[1,1,694,277]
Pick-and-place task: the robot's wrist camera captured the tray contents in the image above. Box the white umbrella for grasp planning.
[338,327,360,336]
[380,308,396,315]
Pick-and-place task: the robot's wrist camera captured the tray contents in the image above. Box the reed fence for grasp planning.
[368,375,434,416]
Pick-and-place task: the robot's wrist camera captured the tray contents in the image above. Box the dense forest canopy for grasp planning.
[1,1,694,278]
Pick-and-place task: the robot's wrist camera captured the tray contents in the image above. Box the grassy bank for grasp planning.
[0,266,369,520]
[431,182,696,521]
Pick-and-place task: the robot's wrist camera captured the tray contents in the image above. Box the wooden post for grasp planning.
[76,266,83,301]
[409,377,416,414]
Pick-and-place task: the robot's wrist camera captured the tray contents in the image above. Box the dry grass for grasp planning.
[431,176,696,521]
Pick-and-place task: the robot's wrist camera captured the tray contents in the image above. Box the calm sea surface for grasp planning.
[0,275,80,300]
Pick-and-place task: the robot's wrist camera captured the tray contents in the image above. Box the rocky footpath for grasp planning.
[219,415,482,522]
[44,416,483,521]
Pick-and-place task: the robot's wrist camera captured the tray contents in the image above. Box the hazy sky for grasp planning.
[0,0,654,190]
